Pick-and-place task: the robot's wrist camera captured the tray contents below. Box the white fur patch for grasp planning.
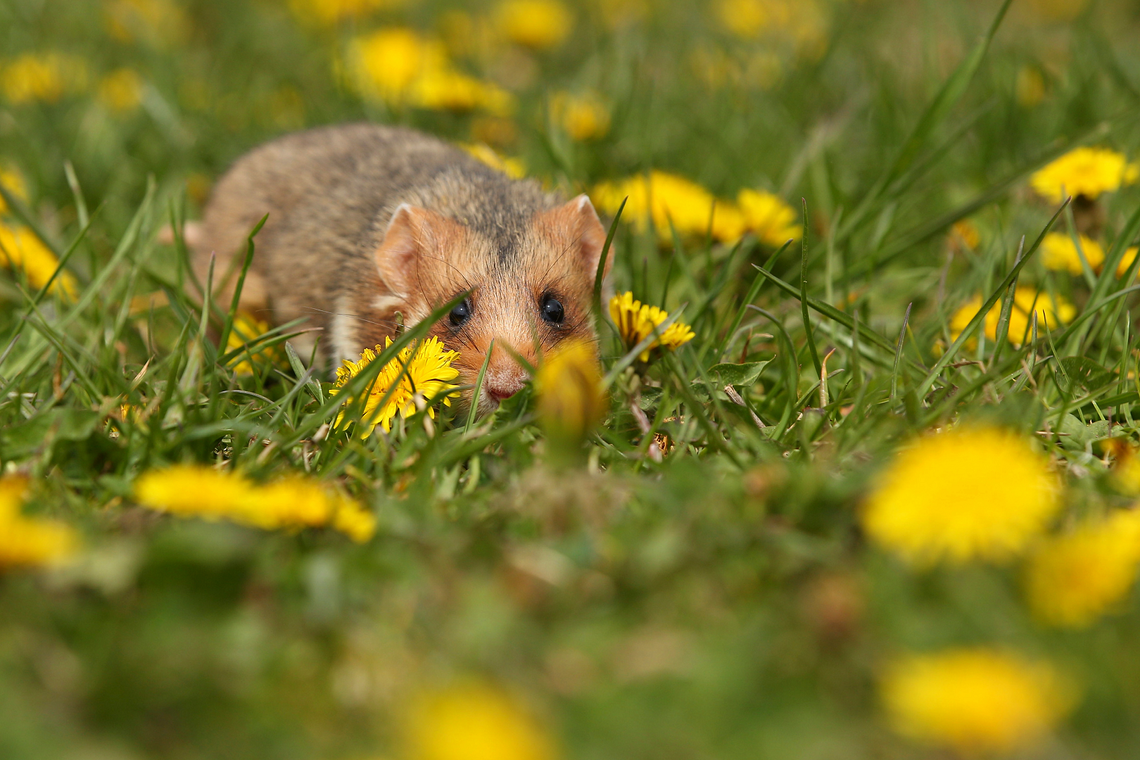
[331,295,358,366]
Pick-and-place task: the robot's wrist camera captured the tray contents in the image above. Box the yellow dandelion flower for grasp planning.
[331,336,460,437]
[104,0,188,47]
[949,286,1074,348]
[536,340,606,442]
[1040,232,1139,278]
[950,219,980,250]
[0,476,80,569]
[226,312,279,376]
[1024,510,1140,627]
[0,221,78,298]
[737,189,800,247]
[288,0,404,27]
[97,68,144,113]
[1,52,88,104]
[410,68,514,115]
[461,144,526,179]
[135,464,259,521]
[134,465,376,542]
[1024,0,1091,22]
[550,91,610,141]
[881,648,1075,756]
[0,165,27,215]
[1030,147,1139,204]
[716,0,772,38]
[346,28,449,105]
[863,427,1061,565]
[593,171,736,242]
[495,0,573,50]
[405,682,557,760]
[609,291,696,362]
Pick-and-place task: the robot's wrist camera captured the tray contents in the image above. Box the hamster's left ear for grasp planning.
[540,194,611,282]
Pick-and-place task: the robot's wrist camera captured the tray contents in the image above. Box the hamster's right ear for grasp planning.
[374,204,463,298]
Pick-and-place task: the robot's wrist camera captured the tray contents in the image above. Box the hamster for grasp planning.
[190,123,610,413]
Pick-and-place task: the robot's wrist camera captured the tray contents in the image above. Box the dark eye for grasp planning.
[541,294,564,325]
[449,299,472,327]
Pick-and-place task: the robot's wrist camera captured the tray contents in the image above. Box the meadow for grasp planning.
[3,0,1140,758]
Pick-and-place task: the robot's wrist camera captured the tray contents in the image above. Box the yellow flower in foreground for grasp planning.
[1,52,87,104]
[406,682,557,760]
[536,340,606,443]
[97,68,144,113]
[495,0,573,50]
[0,165,27,215]
[609,291,695,362]
[227,312,278,376]
[0,221,78,298]
[1040,232,1139,278]
[1024,510,1140,628]
[461,144,526,179]
[737,189,800,247]
[863,427,1060,565]
[881,648,1075,756]
[949,287,1074,348]
[134,465,376,542]
[0,476,80,569]
[551,91,610,141]
[1030,147,1138,204]
[331,337,460,437]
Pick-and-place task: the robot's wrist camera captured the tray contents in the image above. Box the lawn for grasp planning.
[3,0,1140,758]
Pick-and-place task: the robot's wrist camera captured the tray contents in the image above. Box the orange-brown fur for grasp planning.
[192,123,609,412]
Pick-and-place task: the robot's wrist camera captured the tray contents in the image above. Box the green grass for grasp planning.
[4,0,1140,758]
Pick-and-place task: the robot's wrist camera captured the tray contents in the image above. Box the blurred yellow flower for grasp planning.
[1025,510,1140,628]
[105,0,187,47]
[1,52,88,104]
[1040,232,1139,278]
[737,189,800,246]
[0,221,78,298]
[881,648,1075,755]
[716,0,772,38]
[227,312,279,376]
[950,219,980,250]
[406,682,557,760]
[1030,147,1139,204]
[551,91,610,141]
[609,291,695,362]
[347,28,448,105]
[1023,0,1091,22]
[288,0,404,26]
[461,144,526,179]
[97,68,144,113]
[949,287,1074,348]
[495,0,573,50]
[0,165,27,215]
[134,465,376,542]
[863,427,1060,565]
[536,340,606,442]
[410,68,514,115]
[331,337,460,437]
[0,476,80,569]
[1017,66,1047,108]
[593,171,726,242]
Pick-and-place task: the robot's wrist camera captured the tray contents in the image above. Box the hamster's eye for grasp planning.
[449,299,472,327]
[541,294,565,325]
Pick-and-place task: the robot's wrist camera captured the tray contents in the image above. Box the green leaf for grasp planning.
[707,360,771,388]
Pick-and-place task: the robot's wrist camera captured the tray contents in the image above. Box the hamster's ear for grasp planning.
[541,195,611,282]
[374,205,463,298]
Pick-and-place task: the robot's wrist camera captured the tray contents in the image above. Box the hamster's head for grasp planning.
[373,194,610,414]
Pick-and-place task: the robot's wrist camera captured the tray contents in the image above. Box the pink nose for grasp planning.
[487,384,519,402]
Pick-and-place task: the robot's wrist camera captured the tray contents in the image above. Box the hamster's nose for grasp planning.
[486,384,520,402]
